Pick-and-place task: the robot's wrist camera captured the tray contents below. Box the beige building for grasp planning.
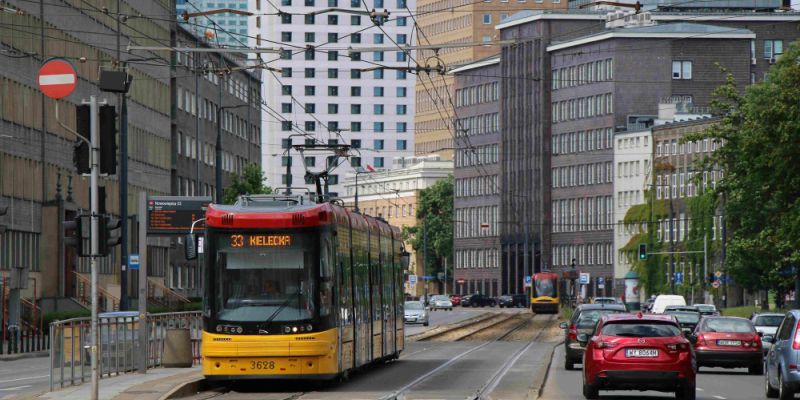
[413,0,568,158]
[340,156,453,297]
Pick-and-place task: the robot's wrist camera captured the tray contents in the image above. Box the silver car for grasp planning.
[404,301,429,326]
[754,313,783,356]
[430,295,453,311]
[765,311,800,399]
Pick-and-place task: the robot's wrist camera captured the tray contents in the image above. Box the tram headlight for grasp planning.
[236,326,243,334]
[292,326,298,333]
[216,325,223,333]
[305,324,313,332]
[284,326,292,334]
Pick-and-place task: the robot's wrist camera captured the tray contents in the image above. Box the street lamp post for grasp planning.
[353,167,371,213]
[215,102,249,203]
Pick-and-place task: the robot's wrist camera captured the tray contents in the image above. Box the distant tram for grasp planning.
[191,194,406,381]
[531,272,559,313]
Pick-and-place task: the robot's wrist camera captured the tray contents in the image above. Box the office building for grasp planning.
[176,0,251,47]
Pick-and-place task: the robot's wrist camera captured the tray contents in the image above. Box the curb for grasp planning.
[157,377,207,400]
[0,351,49,362]
[528,340,564,399]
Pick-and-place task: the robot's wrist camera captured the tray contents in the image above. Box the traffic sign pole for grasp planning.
[86,95,100,400]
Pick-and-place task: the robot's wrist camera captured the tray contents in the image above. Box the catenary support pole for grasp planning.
[137,191,148,373]
[88,95,100,400]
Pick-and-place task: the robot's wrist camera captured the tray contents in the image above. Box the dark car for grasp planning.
[665,310,702,333]
[461,293,496,307]
[498,294,527,308]
[694,304,719,316]
[560,303,627,370]
[665,305,699,313]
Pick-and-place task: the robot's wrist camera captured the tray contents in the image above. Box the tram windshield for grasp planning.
[534,276,557,298]
[211,231,318,323]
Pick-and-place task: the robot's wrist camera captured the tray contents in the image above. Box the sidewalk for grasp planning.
[28,367,201,400]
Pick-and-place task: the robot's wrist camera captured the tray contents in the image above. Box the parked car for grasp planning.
[498,294,527,308]
[580,313,696,400]
[592,297,621,305]
[765,311,800,399]
[450,294,461,306]
[752,313,783,356]
[690,316,762,374]
[461,293,496,307]
[404,301,429,326]
[560,303,627,370]
[694,303,719,316]
[651,295,687,314]
[430,295,453,311]
[665,310,702,333]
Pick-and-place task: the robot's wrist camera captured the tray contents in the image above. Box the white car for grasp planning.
[404,301,429,326]
[752,312,783,355]
[430,295,453,311]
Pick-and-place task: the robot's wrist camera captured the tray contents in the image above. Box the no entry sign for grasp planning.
[38,58,77,99]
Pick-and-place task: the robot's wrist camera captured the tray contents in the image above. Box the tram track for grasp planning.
[377,313,556,400]
[417,312,523,342]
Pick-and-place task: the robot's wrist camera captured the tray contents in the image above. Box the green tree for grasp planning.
[686,43,800,294]
[402,175,453,281]
[222,163,273,204]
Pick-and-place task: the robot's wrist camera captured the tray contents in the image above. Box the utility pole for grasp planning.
[721,193,728,308]
[669,196,675,294]
[85,95,102,400]
[703,233,708,304]
[116,0,130,311]
[423,221,427,304]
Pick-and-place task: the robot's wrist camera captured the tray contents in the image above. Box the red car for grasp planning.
[450,294,461,306]
[690,316,763,374]
[580,313,696,400]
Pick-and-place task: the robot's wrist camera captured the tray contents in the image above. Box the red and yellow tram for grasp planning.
[196,195,405,380]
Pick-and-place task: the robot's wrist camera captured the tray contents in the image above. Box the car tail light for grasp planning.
[667,343,690,352]
[696,334,707,346]
[793,319,800,350]
[568,324,577,341]
[595,340,618,349]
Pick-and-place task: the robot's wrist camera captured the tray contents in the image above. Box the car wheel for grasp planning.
[564,357,574,371]
[582,382,599,399]
[779,371,795,400]
[675,383,696,400]
[423,321,429,327]
[750,362,764,375]
[766,365,779,398]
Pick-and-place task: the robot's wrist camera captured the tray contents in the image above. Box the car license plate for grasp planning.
[717,340,741,346]
[625,349,658,358]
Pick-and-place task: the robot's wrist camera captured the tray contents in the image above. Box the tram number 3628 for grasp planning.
[250,361,276,370]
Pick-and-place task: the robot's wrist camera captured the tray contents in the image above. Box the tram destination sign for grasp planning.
[147,196,211,235]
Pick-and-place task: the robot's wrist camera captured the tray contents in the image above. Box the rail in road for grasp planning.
[175,313,559,400]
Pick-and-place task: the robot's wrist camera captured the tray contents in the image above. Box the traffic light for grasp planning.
[99,105,117,175]
[98,215,122,257]
[638,244,647,260]
[74,105,90,174]
[0,205,7,235]
[63,215,85,256]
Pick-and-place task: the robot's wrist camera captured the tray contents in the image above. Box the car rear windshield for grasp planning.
[703,318,754,333]
[667,312,700,324]
[754,315,783,327]
[601,322,681,337]
[576,309,625,329]
[696,305,716,312]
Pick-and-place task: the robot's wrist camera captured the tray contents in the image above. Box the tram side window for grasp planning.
[320,235,334,317]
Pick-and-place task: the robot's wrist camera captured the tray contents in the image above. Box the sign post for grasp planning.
[523,275,532,288]
[137,192,148,374]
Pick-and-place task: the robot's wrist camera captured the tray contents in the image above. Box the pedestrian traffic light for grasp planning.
[99,105,117,175]
[74,105,90,174]
[63,215,85,256]
[638,244,647,260]
[0,205,7,235]
[98,215,122,257]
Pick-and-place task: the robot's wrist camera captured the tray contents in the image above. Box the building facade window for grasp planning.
[672,60,692,80]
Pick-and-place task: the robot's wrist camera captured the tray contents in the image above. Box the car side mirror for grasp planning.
[184,233,197,260]
[687,334,698,345]
[559,322,568,329]
[763,335,775,344]
[757,331,764,337]
[577,333,589,345]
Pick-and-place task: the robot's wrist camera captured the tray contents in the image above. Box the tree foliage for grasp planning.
[402,175,454,275]
[686,43,800,292]
[222,163,273,204]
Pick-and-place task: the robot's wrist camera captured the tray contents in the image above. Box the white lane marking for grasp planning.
[39,74,76,85]
[713,396,726,399]
[0,385,30,391]
[0,375,48,384]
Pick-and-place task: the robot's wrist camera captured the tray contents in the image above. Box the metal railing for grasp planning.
[49,311,202,391]
[147,278,192,309]
[72,272,120,312]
